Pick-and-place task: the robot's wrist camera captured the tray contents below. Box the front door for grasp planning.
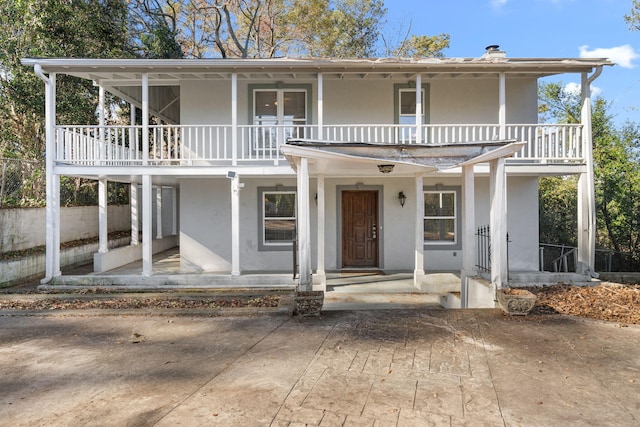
[342,191,379,268]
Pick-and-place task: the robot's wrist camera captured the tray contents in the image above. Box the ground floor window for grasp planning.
[259,188,296,250]
[423,186,461,250]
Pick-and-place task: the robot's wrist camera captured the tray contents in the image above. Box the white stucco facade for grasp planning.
[21,53,612,305]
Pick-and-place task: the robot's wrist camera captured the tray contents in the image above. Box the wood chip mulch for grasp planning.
[526,283,640,325]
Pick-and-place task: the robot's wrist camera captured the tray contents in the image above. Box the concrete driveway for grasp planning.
[1,309,639,426]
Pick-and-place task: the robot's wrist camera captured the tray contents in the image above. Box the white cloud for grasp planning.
[564,82,602,98]
[491,0,508,8]
[579,45,639,69]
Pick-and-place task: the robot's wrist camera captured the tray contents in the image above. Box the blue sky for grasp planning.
[384,0,640,125]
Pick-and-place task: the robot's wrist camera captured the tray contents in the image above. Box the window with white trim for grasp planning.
[262,190,296,246]
[424,190,457,244]
[398,88,426,126]
[394,83,430,143]
[252,88,308,155]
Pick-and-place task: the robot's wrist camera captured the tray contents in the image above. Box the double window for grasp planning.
[423,187,461,250]
[251,86,310,156]
[259,189,296,250]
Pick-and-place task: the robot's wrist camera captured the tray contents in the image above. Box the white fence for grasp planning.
[54,123,584,165]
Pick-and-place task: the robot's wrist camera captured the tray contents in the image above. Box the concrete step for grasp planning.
[439,292,461,309]
[324,292,441,311]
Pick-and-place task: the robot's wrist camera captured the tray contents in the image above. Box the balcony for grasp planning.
[54,123,583,167]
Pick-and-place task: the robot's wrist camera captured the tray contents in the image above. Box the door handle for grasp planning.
[372,224,377,240]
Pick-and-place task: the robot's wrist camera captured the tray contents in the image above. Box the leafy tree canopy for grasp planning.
[625,0,640,31]
[538,81,640,265]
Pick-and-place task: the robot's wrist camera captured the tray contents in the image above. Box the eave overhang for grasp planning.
[21,56,614,83]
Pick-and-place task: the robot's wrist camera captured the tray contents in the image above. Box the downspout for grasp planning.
[581,65,603,277]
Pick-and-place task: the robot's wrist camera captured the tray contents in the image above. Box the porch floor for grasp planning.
[43,247,460,301]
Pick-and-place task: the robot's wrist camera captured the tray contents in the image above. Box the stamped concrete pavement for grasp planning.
[1,309,639,426]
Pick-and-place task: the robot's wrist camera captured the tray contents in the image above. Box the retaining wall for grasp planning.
[1,237,130,288]
[0,205,131,253]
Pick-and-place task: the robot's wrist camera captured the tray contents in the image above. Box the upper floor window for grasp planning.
[394,83,430,143]
[398,88,426,126]
[250,85,311,156]
[253,89,307,127]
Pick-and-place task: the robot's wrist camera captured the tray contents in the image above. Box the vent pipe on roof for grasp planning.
[483,45,506,58]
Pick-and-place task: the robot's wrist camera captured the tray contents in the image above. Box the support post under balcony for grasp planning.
[297,157,312,290]
[156,185,163,239]
[36,66,61,282]
[230,172,240,276]
[489,158,508,290]
[577,69,601,276]
[142,174,153,276]
[98,178,108,253]
[315,175,326,289]
[461,164,476,308]
[414,173,425,286]
[130,181,139,245]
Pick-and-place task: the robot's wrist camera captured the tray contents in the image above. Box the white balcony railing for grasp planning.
[54,123,584,166]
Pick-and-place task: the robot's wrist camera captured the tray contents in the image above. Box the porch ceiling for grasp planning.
[281,139,526,177]
[22,56,613,127]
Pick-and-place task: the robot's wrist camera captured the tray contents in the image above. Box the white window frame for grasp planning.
[423,190,458,246]
[260,189,297,250]
[253,89,308,127]
[398,88,426,125]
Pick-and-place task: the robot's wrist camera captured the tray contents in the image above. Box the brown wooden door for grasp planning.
[342,191,378,268]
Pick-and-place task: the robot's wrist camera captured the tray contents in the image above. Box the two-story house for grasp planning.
[22,46,612,308]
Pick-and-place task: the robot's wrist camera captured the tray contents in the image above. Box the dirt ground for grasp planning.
[526,282,640,325]
[2,279,639,325]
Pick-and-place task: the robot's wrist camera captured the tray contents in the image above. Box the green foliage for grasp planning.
[127,1,449,59]
[539,176,578,246]
[0,0,134,159]
[538,81,640,265]
[391,34,450,58]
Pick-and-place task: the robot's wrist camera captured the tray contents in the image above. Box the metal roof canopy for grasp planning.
[281,138,526,176]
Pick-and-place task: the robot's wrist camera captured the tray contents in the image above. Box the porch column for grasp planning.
[489,158,508,289]
[98,85,106,163]
[499,72,506,139]
[142,174,153,276]
[461,164,476,308]
[230,172,241,276]
[297,157,312,290]
[577,70,599,275]
[414,173,425,284]
[172,186,177,235]
[231,73,238,166]
[98,178,108,253]
[142,73,149,165]
[130,103,137,159]
[315,174,326,289]
[156,186,163,239]
[130,181,139,245]
[38,67,60,280]
[317,73,323,139]
[415,74,422,142]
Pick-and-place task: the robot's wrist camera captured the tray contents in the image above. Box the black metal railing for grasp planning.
[476,225,510,279]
